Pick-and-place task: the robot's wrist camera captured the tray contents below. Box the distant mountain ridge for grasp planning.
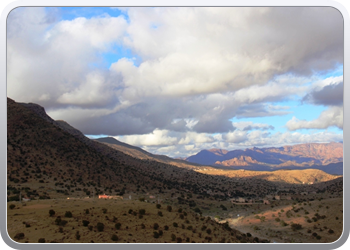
[186,143,343,175]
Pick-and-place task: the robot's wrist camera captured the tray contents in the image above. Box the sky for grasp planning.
[6,7,344,158]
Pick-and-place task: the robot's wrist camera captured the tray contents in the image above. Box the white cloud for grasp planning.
[6,7,343,147]
[115,129,178,146]
[286,106,343,131]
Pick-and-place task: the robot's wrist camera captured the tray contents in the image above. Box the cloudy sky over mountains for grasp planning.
[7,7,344,157]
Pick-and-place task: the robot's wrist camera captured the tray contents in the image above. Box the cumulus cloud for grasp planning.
[115,129,342,158]
[286,106,343,131]
[7,7,127,110]
[6,7,343,153]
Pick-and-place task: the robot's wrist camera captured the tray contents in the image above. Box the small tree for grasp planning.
[38,238,46,243]
[153,223,159,230]
[171,234,176,241]
[139,209,146,215]
[166,205,172,212]
[115,223,121,230]
[158,211,163,217]
[156,204,161,209]
[9,204,16,210]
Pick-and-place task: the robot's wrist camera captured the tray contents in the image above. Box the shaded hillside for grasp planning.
[7,97,287,202]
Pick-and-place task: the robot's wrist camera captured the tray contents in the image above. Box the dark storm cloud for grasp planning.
[302,81,343,106]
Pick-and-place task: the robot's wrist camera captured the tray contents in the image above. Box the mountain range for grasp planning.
[185,143,343,175]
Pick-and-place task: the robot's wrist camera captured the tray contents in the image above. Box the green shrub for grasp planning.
[153,231,160,238]
[139,209,146,215]
[9,204,16,210]
[82,220,90,227]
[171,234,176,241]
[38,238,46,243]
[102,208,107,214]
[64,211,72,218]
[158,211,163,217]
[156,204,161,209]
[111,234,118,241]
[97,222,104,232]
[55,216,62,225]
[291,223,302,231]
[166,205,172,212]
[14,233,25,240]
[153,223,159,230]
[49,209,55,217]
[115,223,121,230]
[75,231,80,240]
[173,222,178,227]
[280,220,288,227]
[164,225,169,230]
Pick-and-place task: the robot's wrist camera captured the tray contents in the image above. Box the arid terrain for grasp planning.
[7,98,343,244]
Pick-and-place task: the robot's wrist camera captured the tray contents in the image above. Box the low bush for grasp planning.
[14,233,24,240]
[64,211,72,218]
[49,209,55,217]
[291,223,302,231]
[111,234,118,241]
[82,220,90,227]
[153,231,160,238]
